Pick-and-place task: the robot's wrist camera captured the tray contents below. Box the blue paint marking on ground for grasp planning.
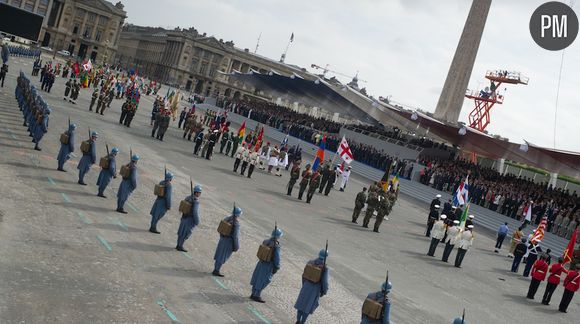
[156,299,180,322]
[116,219,128,231]
[181,251,193,260]
[47,177,56,185]
[60,192,71,203]
[212,277,229,290]
[127,202,138,212]
[96,235,112,251]
[77,211,92,224]
[248,305,271,324]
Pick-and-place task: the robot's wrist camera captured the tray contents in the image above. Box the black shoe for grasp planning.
[116,208,128,214]
[34,147,41,151]
[251,296,265,303]
[57,168,66,172]
[78,181,87,185]
[149,228,161,234]
[352,220,357,223]
[97,193,107,198]
[176,246,187,252]
[558,309,567,313]
[373,229,379,233]
[362,225,368,228]
[526,296,533,300]
[212,270,224,277]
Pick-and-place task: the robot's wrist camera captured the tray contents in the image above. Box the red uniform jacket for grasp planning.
[531,259,549,281]
[563,270,580,292]
[547,263,567,285]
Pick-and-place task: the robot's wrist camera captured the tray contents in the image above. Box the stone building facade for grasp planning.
[116,25,311,99]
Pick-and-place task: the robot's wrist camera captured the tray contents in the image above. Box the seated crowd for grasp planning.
[419,158,580,239]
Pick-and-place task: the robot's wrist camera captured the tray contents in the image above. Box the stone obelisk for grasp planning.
[433,0,492,124]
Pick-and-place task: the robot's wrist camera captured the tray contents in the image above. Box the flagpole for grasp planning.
[280,33,293,63]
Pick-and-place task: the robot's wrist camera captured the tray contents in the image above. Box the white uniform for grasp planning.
[445,226,462,245]
[234,146,246,159]
[340,169,351,190]
[431,220,446,240]
[458,230,474,250]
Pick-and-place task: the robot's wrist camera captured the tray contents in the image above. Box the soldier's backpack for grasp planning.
[120,164,131,179]
[99,156,110,169]
[179,199,192,214]
[257,243,274,262]
[59,132,69,145]
[154,183,165,197]
[302,263,323,283]
[362,297,384,320]
[217,219,233,236]
[80,140,91,154]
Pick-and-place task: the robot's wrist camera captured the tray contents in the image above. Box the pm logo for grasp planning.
[530,1,578,51]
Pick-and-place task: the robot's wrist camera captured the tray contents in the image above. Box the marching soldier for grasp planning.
[240,145,251,176]
[362,189,379,228]
[156,110,171,141]
[361,281,392,324]
[193,128,205,155]
[225,131,235,155]
[427,215,447,256]
[306,169,321,204]
[96,90,107,115]
[63,79,72,100]
[247,148,260,179]
[426,205,440,237]
[89,88,98,111]
[220,131,230,153]
[542,257,568,305]
[205,130,218,159]
[276,147,288,176]
[33,107,50,151]
[294,249,330,324]
[149,172,173,234]
[558,263,579,313]
[454,225,474,268]
[323,166,338,196]
[230,133,240,158]
[442,220,461,262]
[233,143,247,173]
[96,147,118,198]
[250,227,283,303]
[527,254,549,299]
[70,79,80,104]
[116,154,139,214]
[352,187,367,223]
[125,103,137,127]
[430,194,441,212]
[259,142,270,170]
[319,164,331,193]
[178,107,187,129]
[374,192,394,233]
[176,184,202,252]
[119,100,129,125]
[77,131,98,185]
[297,164,312,200]
[57,123,76,171]
[287,161,301,196]
[212,206,242,277]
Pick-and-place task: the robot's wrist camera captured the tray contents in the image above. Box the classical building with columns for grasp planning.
[116,25,311,100]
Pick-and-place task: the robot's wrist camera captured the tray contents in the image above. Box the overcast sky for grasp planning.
[121,0,580,152]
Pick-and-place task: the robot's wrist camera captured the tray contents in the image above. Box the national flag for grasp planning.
[82,59,92,71]
[453,176,469,206]
[391,172,400,191]
[337,136,354,165]
[458,203,470,230]
[562,226,578,265]
[254,126,264,152]
[380,161,395,192]
[531,217,547,244]
[523,202,533,222]
[290,33,294,42]
[312,135,326,171]
[237,121,246,144]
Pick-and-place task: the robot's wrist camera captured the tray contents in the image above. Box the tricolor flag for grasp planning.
[390,172,400,191]
[562,226,578,265]
[237,121,246,144]
[523,201,533,222]
[453,176,469,206]
[380,161,395,192]
[312,135,326,171]
[531,217,547,244]
[337,136,354,165]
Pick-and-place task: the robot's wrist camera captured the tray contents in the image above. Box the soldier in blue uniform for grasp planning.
[96,147,118,198]
[116,155,139,214]
[57,123,76,171]
[176,185,202,252]
[149,172,173,234]
[250,228,283,303]
[361,281,392,324]
[212,206,242,277]
[294,250,330,323]
[33,106,50,151]
[77,132,98,185]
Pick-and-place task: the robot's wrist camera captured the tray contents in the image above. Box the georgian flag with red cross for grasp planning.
[337,136,354,165]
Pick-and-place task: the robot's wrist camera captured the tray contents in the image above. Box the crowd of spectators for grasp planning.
[419,158,580,238]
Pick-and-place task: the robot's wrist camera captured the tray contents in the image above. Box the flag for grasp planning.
[312,135,326,171]
[237,121,246,144]
[82,59,92,71]
[380,161,394,192]
[254,126,264,152]
[453,176,469,206]
[523,202,533,222]
[531,217,547,244]
[562,226,578,265]
[458,203,470,230]
[281,133,289,147]
[391,172,400,191]
[290,33,294,42]
[337,136,354,164]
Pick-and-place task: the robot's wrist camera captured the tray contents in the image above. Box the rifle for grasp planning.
[106,143,110,157]
[190,177,193,197]
[130,146,133,162]
[68,117,70,130]
[382,270,389,320]
[164,164,167,180]
[321,239,328,294]
[88,127,91,140]
[461,308,465,324]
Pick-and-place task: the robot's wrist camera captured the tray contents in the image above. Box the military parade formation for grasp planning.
[8,58,579,322]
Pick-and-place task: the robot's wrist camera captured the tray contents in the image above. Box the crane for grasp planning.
[310,64,367,83]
